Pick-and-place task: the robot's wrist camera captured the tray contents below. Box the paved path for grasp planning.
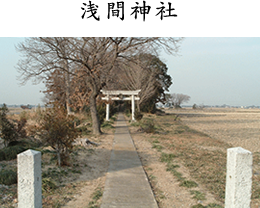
[101,113,158,208]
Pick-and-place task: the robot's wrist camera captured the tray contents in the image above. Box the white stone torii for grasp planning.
[100,90,141,121]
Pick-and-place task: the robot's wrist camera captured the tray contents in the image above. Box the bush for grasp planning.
[192,104,198,109]
[16,117,27,138]
[0,104,28,146]
[134,111,143,121]
[0,169,17,185]
[42,177,57,193]
[0,104,18,146]
[140,100,156,114]
[0,151,5,161]
[39,102,79,166]
[124,109,131,117]
[96,103,106,125]
[0,145,26,161]
[142,119,156,133]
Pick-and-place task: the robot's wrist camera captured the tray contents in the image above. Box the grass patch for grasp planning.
[152,139,160,144]
[0,145,26,161]
[166,163,184,181]
[206,204,223,208]
[42,178,58,193]
[0,169,17,185]
[149,174,156,181]
[130,112,232,206]
[180,180,198,188]
[152,144,163,151]
[153,114,228,202]
[190,190,206,200]
[192,204,223,208]
[42,166,82,184]
[88,187,103,208]
[160,153,176,163]
[101,121,114,129]
[192,205,205,208]
[131,118,159,134]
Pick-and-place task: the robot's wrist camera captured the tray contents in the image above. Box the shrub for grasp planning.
[192,104,198,109]
[96,103,106,125]
[0,151,5,161]
[142,119,156,133]
[0,104,18,146]
[0,169,17,185]
[134,111,143,121]
[39,102,79,166]
[124,109,131,117]
[42,178,57,193]
[0,145,26,161]
[16,117,27,138]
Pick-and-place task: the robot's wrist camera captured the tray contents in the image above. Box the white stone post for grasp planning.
[225,147,252,208]
[18,149,42,208]
[131,95,135,121]
[106,103,110,121]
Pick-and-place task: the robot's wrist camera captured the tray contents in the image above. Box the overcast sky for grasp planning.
[0,37,260,106]
[162,37,260,106]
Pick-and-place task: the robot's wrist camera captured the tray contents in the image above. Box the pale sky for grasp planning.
[0,37,260,106]
[162,38,260,106]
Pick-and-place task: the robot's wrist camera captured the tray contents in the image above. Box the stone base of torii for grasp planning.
[100,90,141,121]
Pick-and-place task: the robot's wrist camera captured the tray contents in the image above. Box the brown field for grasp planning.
[167,108,260,153]
[1,108,260,207]
[129,108,260,207]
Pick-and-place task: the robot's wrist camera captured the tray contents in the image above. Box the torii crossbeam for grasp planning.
[100,90,141,121]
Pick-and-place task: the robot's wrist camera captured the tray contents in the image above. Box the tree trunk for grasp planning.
[137,100,140,112]
[57,149,61,167]
[65,74,71,114]
[63,60,71,114]
[89,93,102,135]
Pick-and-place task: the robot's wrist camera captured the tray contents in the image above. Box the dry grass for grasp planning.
[0,109,115,208]
[126,108,260,207]
[141,108,260,207]
[169,108,260,153]
[152,114,228,203]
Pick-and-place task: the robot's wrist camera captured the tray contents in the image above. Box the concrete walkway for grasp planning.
[101,113,158,208]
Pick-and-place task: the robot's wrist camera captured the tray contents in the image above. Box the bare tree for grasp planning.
[16,37,182,135]
[165,93,191,108]
[108,53,172,112]
[16,38,73,113]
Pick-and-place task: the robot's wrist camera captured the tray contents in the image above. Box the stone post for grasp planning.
[225,147,252,208]
[18,149,42,208]
[131,95,135,121]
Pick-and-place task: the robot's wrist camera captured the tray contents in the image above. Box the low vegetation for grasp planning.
[0,104,116,207]
[130,112,229,207]
[129,109,260,207]
[88,187,103,208]
[39,102,80,167]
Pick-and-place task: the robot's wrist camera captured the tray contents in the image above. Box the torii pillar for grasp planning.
[106,101,110,121]
[131,95,135,121]
[100,90,141,121]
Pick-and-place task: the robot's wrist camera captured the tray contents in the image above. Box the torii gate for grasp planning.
[100,90,141,121]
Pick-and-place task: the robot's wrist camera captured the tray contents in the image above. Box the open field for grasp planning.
[8,107,35,114]
[128,108,260,207]
[1,108,260,207]
[166,108,260,153]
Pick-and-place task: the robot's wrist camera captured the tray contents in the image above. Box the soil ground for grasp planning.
[1,108,260,207]
[0,120,115,208]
